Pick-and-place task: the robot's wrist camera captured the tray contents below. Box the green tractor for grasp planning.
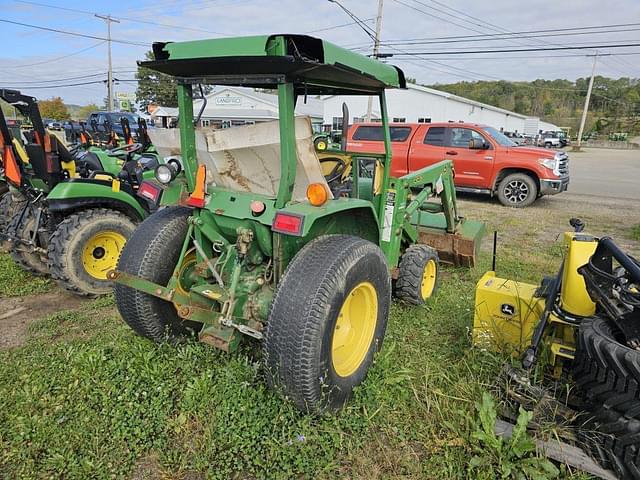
[0,89,181,295]
[111,34,484,413]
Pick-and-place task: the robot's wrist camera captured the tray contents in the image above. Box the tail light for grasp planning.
[187,164,207,208]
[272,212,304,236]
[137,181,162,204]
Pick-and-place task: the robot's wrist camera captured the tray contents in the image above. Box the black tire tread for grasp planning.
[114,206,195,342]
[264,235,391,413]
[7,204,48,276]
[48,208,136,297]
[573,316,640,419]
[395,245,439,305]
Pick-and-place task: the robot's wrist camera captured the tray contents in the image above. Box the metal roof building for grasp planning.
[322,83,558,134]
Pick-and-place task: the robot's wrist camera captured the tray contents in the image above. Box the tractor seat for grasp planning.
[138,153,159,171]
[75,151,104,174]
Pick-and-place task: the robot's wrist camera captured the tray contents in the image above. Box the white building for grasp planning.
[322,83,558,134]
[150,86,324,129]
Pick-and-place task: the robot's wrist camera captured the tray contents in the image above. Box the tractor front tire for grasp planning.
[573,316,640,419]
[48,208,136,296]
[264,235,391,414]
[114,207,200,342]
[7,205,49,276]
[0,190,26,239]
[395,245,439,305]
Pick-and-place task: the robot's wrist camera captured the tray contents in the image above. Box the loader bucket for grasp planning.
[416,217,485,267]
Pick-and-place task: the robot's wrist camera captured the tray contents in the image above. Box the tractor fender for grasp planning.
[280,199,379,243]
[46,180,147,221]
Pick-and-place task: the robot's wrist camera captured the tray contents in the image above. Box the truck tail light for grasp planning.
[138,181,162,204]
[272,212,304,236]
[187,164,206,208]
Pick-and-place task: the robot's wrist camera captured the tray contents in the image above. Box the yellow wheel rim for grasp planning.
[174,249,198,313]
[82,230,126,280]
[316,140,327,150]
[420,259,437,300]
[331,281,378,377]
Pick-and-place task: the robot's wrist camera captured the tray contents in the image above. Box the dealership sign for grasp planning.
[215,96,242,105]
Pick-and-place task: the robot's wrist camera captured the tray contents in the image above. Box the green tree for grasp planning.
[39,97,71,120]
[77,103,100,120]
[135,51,179,111]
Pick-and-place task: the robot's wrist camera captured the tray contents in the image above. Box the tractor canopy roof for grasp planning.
[140,34,406,95]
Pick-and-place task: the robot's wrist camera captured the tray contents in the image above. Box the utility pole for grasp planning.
[575,52,598,151]
[365,0,384,122]
[95,14,120,112]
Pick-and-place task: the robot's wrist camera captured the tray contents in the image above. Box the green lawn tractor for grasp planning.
[111,34,485,413]
[0,89,179,296]
[473,219,640,478]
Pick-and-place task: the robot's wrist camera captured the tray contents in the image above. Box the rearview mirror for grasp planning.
[469,138,488,150]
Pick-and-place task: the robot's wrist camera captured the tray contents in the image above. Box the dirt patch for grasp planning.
[0,289,90,349]
[130,453,165,480]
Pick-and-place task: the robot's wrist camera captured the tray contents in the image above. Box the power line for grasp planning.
[12,0,230,36]
[0,18,148,46]
[2,41,106,69]
[386,43,640,56]
[306,17,375,34]
[391,0,487,35]
[0,80,108,89]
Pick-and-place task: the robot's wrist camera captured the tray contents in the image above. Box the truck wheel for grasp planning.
[395,245,439,305]
[573,316,640,420]
[545,142,552,148]
[579,404,640,479]
[48,208,137,296]
[115,207,201,342]
[264,235,391,413]
[7,206,49,276]
[497,173,538,208]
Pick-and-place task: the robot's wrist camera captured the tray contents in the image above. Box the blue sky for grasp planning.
[1,0,639,105]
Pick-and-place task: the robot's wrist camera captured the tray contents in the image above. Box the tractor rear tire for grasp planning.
[264,235,391,414]
[48,208,137,297]
[573,316,640,419]
[497,173,538,208]
[395,245,439,305]
[579,403,640,479]
[7,205,49,276]
[114,207,201,342]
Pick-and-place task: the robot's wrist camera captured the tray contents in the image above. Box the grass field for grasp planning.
[1,194,638,479]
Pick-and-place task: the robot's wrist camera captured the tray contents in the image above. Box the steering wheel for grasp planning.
[320,157,347,184]
[107,143,143,156]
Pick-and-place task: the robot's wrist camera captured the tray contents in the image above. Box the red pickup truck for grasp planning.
[347,122,569,207]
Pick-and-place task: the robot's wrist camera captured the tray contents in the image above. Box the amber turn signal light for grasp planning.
[306,183,328,207]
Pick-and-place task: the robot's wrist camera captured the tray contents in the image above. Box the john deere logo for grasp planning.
[501,303,515,316]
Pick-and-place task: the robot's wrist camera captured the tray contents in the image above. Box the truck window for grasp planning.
[352,126,412,142]
[423,126,446,146]
[448,128,486,148]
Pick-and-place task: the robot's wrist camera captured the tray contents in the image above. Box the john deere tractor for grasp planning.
[111,34,484,413]
[474,220,640,478]
[0,89,179,295]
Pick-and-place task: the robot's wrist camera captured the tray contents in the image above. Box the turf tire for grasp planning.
[114,206,201,342]
[264,235,391,414]
[48,208,137,296]
[395,245,439,305]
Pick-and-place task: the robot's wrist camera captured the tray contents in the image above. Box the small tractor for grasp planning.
[111,34,485,413]
[473,220,640,478]
[0,89,180,296]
